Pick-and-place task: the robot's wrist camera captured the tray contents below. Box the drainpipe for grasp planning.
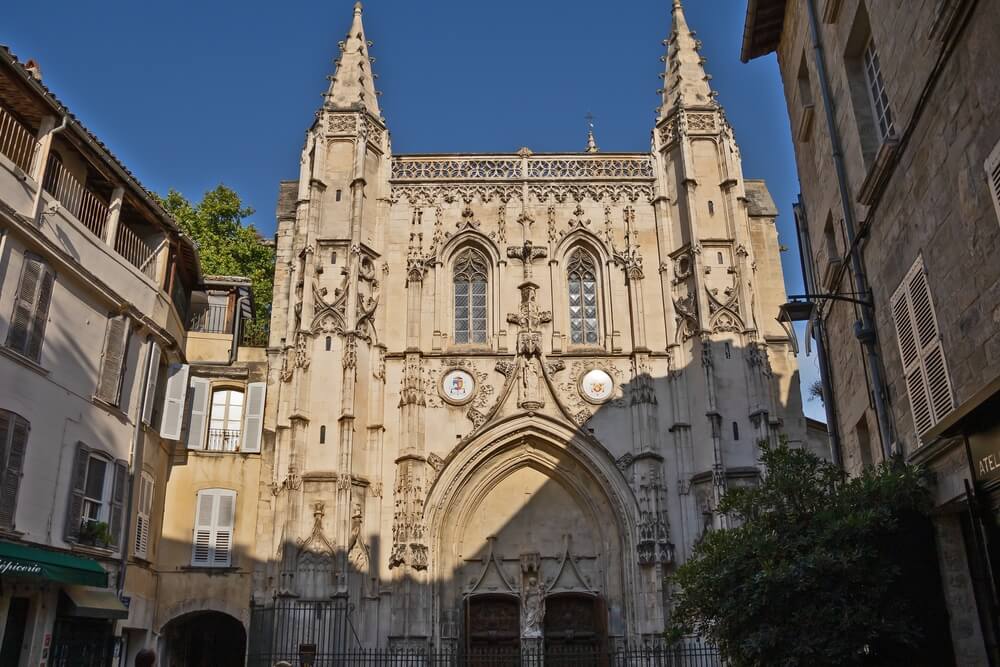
[805,0,894,459]
[793,198,842,466]
[117,334,156,597]
[30,115,68,223]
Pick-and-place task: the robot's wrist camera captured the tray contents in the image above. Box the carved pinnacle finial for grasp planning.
[585,112,599,153]
[354,1,363,14]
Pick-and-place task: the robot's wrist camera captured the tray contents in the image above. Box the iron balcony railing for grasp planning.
[42,153,110,239]
[206,428,241,452]
[189,303,230,334]
[113,219,157,279]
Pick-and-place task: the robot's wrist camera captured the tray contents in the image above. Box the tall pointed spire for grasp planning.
[325,1,381,117]
[658,0,715,119]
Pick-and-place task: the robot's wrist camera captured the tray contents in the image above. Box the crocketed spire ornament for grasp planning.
[658,0,716,118]
[325,1,381,116]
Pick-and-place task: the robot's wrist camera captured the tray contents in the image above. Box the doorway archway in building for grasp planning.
[162,610,246,667]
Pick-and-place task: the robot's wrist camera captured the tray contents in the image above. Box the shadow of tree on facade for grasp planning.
[246,332,806,666]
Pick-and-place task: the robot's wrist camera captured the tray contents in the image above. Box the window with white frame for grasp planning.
[66,442,126,548]
[862,37,894,143]
[192,488,236,567]
[82,454,112,525]
[453,249,488,344]
[891,257,954,436]
[566,249,600,345]
[208,389,244,452]
[134,472,154,559]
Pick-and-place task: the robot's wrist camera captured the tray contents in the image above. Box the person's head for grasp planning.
[135,648,156,667]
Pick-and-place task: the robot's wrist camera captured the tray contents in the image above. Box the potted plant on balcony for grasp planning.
[79,520,112,548]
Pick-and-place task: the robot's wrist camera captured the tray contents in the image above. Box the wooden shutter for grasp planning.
[186,377,211,450]
[891,257,954,436]
[0,412,29,530]
[987,138,1000,224]
[134,473,153,559]
[142,343,161,425]
[213,491,235,566]
[109,460,127,549]
[6,254,54,361]
[96,315,130,406]
[65,442,90,541]
[241,382,266,453]
[192,489,236,567]
[159,363,189,440]
[25,266,53,362]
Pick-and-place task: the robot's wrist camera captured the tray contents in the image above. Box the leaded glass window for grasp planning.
[567,250,599,345]
[453,249,488,344]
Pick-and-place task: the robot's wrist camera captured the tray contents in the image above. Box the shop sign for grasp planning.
[970,437,1000,484]
[0,557,43,576]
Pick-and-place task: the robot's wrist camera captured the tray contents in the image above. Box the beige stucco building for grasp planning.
[0,48,268,667]
[743,0,1000,664]
[253,1,810,658]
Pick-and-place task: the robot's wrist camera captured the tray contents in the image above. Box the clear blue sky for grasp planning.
[2,0,824,420]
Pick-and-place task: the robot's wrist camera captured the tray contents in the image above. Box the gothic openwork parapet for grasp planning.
[391,153,653,182]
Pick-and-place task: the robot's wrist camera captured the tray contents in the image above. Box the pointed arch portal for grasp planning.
[426,415,642,646]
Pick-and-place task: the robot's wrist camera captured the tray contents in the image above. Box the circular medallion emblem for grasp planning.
[579,368,614,404]
[441,369,476,405]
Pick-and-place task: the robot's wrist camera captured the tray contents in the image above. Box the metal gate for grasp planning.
[247,597,353,666]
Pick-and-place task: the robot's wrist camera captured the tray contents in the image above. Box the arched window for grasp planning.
[567,250,599,345]
[453,249,488,344]
[209,388,244,451]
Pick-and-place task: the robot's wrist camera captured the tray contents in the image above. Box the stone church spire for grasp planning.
[325,1,381,117]
[658,0,715,118]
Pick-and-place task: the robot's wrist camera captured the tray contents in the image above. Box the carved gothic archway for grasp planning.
[425,415,643,646]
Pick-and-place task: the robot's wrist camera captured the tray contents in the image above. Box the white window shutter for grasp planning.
[159,364,189,440]
[134,473,153,559]
[192,491,215,566]
[142,343,161,425]
[192,489,235,567]
[213,491,235,566]
[986,137,1000,224]
[892,257,954,437]
[96,315,130,406]
[240,382,266,453]
[186,377,211,450]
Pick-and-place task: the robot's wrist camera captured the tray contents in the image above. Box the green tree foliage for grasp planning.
[671,443,951,666]
[158,186,273,340]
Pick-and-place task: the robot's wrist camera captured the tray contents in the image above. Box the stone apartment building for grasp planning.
[742,0,1000,664]
[0,47,268,667]
[251,1,810,659]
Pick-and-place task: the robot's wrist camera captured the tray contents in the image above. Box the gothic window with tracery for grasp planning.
[567,250,599,345]
[453,249,488,344]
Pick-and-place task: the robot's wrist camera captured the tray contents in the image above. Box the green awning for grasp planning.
[62,585,129,619]
[0,540,108,588]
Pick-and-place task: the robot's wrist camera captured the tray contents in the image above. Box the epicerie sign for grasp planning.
[0,558,43,576]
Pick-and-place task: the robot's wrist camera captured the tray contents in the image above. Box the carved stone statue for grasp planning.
[521,575,545,639]
[519,359,543,409]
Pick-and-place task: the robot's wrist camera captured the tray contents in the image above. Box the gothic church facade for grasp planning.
[256,0,808,650]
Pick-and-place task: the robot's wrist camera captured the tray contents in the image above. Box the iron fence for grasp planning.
[248,598,720,667]
[247,644,721,667]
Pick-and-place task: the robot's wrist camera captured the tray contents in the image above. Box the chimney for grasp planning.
[24,59,42,82]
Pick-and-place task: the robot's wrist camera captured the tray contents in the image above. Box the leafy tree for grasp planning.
[158,186,273,341]
[671,443,953,667]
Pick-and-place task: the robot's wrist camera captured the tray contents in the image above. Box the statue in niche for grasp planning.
[348,502,369,570]
[519,359,543,409]
[521,575,545,639]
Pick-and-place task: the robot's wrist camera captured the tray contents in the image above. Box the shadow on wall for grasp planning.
[248,333,805,664]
